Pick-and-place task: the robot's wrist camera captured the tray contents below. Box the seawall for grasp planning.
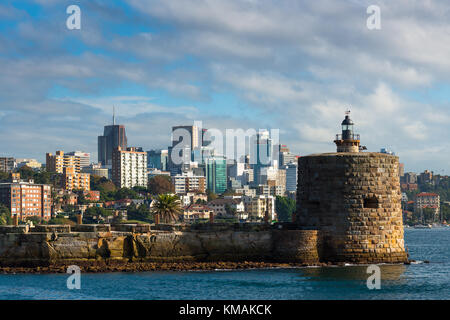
[0,224,322,268]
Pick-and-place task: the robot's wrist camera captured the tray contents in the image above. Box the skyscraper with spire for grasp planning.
[98,107,127,166]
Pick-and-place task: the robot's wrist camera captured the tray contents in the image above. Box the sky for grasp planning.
[0,0,449,175]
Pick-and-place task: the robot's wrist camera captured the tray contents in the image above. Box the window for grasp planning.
[364,196,379,209]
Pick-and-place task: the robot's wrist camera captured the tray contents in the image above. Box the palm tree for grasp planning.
[151,194,182,224]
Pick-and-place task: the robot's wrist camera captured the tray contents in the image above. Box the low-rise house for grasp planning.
[83,190,100,202]
[182,204,212,222]
[207,198,245,218]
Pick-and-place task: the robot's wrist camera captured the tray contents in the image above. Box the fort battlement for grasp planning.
[296,152,407,264]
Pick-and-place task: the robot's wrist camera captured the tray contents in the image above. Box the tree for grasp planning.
[0,205,11,225]
[224,204,237,217]
[26,216,44,225]
[127,204,152,222]
[0,172,10,182]
[206,189,218,201]
[151,194,181,223]
[148,176,174,195]
[276,196,296,222]
[114,188,140,200]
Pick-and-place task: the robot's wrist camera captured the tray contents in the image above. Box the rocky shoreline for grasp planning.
[0,259,415,274]
[0,261,330,274]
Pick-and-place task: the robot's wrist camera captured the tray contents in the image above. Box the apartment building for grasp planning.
[46,150,81,173]
[172,172,206,194]
[0,157,15,172]
[414,192,440,218]
[112,147,147,188]
[242,195,276,221]
[62,167,90,191]
[66,151,91,168]
[0,173,52,221]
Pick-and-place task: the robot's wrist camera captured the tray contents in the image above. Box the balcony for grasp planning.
[335,133,360,141]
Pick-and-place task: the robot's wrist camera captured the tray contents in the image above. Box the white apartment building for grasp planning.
[172,172,206,194]
[243,195,276,221]
[112,147,148,188]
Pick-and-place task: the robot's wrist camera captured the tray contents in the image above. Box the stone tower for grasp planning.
[295,112,407,264]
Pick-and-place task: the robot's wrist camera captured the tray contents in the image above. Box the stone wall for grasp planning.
[296,152,407,263]
[0,224,322,267]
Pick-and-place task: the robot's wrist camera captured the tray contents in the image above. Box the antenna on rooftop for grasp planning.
[113,106,116,125]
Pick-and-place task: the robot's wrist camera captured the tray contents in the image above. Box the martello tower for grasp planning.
[295,111,408,264]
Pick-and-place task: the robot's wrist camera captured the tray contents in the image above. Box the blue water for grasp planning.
[0,228,448,300]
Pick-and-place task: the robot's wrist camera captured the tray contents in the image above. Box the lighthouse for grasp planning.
[334,110,360,153]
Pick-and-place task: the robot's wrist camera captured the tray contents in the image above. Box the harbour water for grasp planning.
[0,228,448,300]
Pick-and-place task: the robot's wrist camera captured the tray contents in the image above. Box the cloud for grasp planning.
[1,0,450,173]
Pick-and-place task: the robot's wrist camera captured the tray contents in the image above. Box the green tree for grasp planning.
[0,205,12,225]
[206,189,218,201]
[127,204,152,222]
[276,196,296,222]
[151,194,181,223]
[148,176,174,195]
[0,172,10,182]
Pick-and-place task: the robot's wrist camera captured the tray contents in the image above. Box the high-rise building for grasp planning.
[147,150,168,171]
[278,144,297,166]
[168,125,199,175]
[172,125,199,150]
[205,156,227,194]
[0,157,15,173]
[66,151,91,168]
[98,111,127,166]
[253,130,274,185]
[0,173,52,221]
[62,167,90,191]
[285,162,298,192]
[46,151,81,173]
[112,147,147,188]
[399,163,405,177]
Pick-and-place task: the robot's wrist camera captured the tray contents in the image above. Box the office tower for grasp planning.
[46,151,81,173]
[0,173,52,221]
[66,151,91,168]
[147,150,168,171]
[279,144,297,166]
[253,130,274,185]
[399,163,405,177]
[0,157,15,172]
[172,125,199,150]
[285,162,298,192]
[205,156,227,194]
[98,111,127,166]
[62,167,90,191]
[112,147,147,188]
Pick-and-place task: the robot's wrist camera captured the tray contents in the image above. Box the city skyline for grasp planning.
[1,1,450,175]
